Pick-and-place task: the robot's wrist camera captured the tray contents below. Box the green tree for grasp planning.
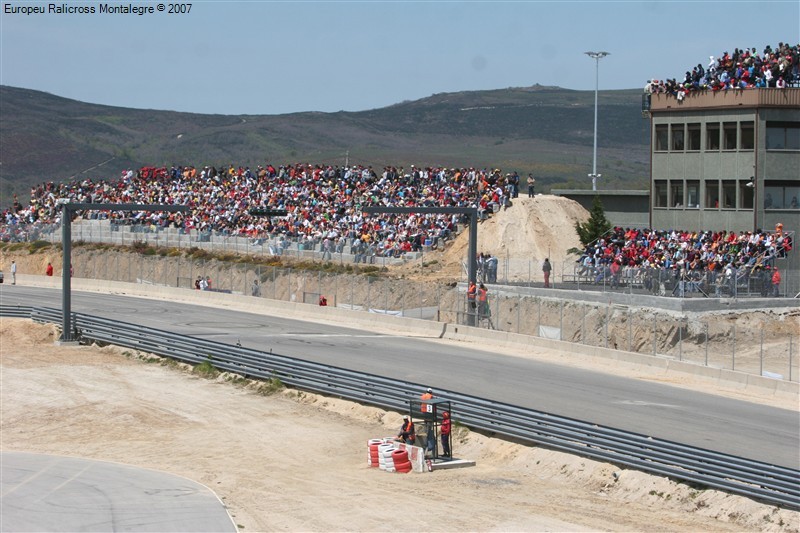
[574,195,612,248]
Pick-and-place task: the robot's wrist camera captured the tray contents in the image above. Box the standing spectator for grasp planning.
[477,283,489,317]
[251,279,261,297]
[320,237,332,261]
[45,262,53,277]
[486,254,498,283]
[440,411,452,458]
[772,266,781,297]
[527,174,536,198]
[10,260,16,285]
[397,415,415,445]
[467,280,477,312]
[542,258,552,288]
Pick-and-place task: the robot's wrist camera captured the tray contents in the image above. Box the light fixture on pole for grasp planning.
[585,50,610,191]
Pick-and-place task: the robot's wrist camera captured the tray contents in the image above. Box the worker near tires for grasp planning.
[440,411,451,457]
[397,415,415,445]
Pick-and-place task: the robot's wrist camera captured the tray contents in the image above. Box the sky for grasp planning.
[1,1,798,115]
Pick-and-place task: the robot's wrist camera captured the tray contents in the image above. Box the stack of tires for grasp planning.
[378,443,397,472]
[392,449,412,474]
[367,439,383,467]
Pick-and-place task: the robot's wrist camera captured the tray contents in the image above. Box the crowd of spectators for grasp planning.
[1,163,523,258]
[576,225,792,294]
[645,41,799,99]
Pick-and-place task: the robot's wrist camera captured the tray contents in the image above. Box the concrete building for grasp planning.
[551,189,649,229]
[646,89,799,234]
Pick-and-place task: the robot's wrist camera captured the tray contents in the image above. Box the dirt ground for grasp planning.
[2,319,798,533]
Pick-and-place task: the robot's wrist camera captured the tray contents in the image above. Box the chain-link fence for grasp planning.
[2,219,797,382]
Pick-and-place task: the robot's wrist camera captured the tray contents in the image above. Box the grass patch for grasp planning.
[193,358,220,378]
[254,376,284,395]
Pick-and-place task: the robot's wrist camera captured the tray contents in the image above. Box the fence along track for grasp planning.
[3,304,798,510]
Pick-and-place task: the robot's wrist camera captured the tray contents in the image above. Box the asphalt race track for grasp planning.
[1,285,798,470]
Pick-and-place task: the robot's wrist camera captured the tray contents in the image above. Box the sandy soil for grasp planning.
[2,319,798,533]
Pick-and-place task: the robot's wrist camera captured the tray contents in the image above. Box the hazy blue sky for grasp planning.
[1,1,798,115]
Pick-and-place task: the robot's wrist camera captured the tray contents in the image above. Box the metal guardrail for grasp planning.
[3,305,799,510]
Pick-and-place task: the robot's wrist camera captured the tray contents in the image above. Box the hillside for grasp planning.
[0,84,649,207]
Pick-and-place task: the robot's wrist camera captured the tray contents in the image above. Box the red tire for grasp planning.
[392,449,409,463]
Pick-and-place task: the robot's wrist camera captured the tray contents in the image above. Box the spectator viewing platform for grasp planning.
[649,87,800,111]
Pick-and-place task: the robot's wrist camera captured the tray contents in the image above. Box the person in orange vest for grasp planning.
[772,266,781,297]
[467,281,477,312]
[440,411,452,457]
[397,415,415,445]
[420,387,435,454]
[477,283,488,317]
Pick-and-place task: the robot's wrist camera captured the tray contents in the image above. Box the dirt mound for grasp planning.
[397,194,589,281]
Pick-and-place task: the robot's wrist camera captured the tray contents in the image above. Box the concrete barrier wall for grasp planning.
[11,274,798,400]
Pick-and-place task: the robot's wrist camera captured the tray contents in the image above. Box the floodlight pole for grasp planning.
[58,202,188,342]
[585,50,609,191]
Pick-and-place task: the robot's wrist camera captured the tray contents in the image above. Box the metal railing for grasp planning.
[3,304,798,510]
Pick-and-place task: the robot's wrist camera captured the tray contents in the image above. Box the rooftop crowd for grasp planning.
[645,41,799,98]
[1,163,523,257]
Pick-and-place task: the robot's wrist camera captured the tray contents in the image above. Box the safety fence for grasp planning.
[2,304,797,511]
[7,248,795,383]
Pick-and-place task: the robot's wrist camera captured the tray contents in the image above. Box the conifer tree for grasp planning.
[575,195,612,247]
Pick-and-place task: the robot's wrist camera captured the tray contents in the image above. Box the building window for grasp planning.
[766,121,800,150]
[723,122,737,150]
[687,124,701,151]
[739,181,754,209]
[655,125,669,151]
[721,180,736,208]
[671,124,685,151]
[670,181,684,207]
[654,180,668,207]
[705,181,719,208]
[687,180,700,208]
[740,122,754,150]
[706,123,720,150]
[765,182,800,209]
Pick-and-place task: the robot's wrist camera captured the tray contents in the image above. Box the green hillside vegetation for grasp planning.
[0,84,649,208]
